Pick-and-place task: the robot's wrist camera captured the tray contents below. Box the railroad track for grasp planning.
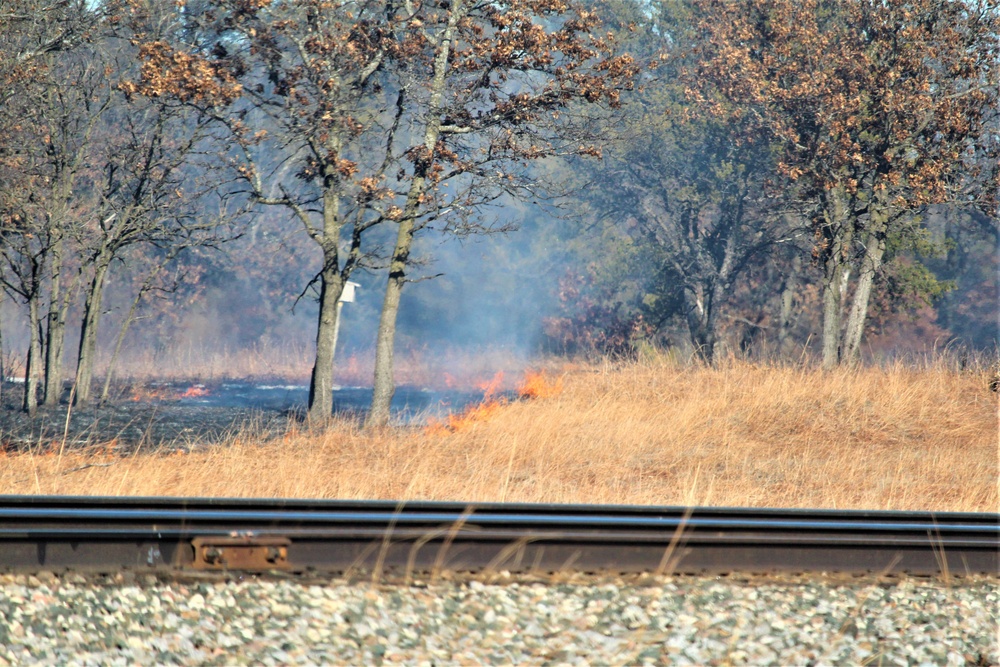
[0,496,996,577]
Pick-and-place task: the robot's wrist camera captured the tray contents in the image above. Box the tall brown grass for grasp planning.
[2,356,996,512]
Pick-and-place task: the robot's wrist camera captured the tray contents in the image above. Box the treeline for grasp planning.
[0,0,996,421]
[547,0,999,366]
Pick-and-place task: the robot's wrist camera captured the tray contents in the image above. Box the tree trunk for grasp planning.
[821,257,844,369]
[0,289,4,405]
[99,278,144,405]
[777,254,801,354]
[42,237,65,405]
[819,192,852,369]
[24,296,42,416]
[306,261,344,423]
[367,219,415,428]
[683,284,717,363]
[365,4,461,428]
[74,257,110,405]
[841,222,888,366]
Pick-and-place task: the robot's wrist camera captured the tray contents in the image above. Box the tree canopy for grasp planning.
[0,0,996,418]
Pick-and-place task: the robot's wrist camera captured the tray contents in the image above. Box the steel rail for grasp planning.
[0,496,996,576]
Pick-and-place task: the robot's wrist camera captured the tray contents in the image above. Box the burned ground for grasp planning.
[0,381,489,453]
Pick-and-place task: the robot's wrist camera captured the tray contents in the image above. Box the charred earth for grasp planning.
[0,380,489,454]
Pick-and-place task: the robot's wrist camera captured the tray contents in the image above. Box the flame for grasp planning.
[426,398,506,435]
[517,370,562,400]
[128,386,169,402]
[426,371,507,435]
[476,371,505,399]
[128,384,210,401]
[426,370,560,437]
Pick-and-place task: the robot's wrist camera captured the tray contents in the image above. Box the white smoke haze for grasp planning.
[0,195,582,388]
[2,193,997,391]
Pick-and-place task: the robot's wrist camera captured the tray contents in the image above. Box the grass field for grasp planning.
[1,356,997,512]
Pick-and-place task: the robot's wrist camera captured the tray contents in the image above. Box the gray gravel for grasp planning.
[0,571,996,666]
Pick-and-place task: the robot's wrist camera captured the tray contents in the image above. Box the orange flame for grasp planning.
[426,398,506,436]
[426,371,509,435]
[128,386,169,402]
[476,371,505,400]
[517,370,562,400]
[179,385,209,398]
[95,441,118,458]
[426,370,561,437]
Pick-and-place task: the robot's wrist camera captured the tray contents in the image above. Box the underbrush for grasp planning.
[1,356,996,512]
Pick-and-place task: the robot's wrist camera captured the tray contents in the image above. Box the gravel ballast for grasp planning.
[0,572,996,666]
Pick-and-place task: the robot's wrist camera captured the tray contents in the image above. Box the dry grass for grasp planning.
[2,357,997,512]
[98,342,533,388]
[91,341,315,383]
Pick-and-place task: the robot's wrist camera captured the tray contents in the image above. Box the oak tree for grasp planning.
[72,2,238,405]
[0,1,242,411]
[132,0,408,422]
[580,0,801,362]
[686,0,999,367]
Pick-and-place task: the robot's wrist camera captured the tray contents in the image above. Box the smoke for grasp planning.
[4,186,993,388]
[0,194,585,385]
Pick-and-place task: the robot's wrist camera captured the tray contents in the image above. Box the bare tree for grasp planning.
[0,202,46,414]
[0,0,245,410]
[73,5,239,405]
[0,0,105,411]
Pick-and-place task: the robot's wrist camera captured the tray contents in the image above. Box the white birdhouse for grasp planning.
[339,281,360,303]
